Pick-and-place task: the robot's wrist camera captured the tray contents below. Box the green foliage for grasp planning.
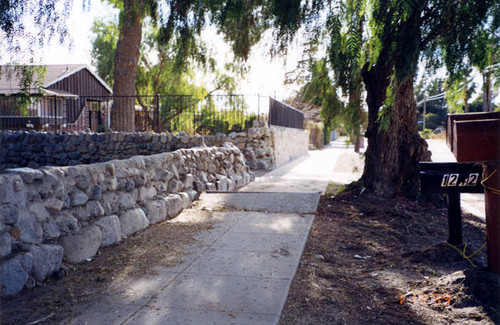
[420,128,433,139]
[377,106,392,131]
[91,19,119,87]
[162,96,257,134]
[91,17,241,98]
[445,78,467,113]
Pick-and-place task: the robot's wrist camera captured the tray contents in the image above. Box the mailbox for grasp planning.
[420,162,483,194]
[419,162,484,246]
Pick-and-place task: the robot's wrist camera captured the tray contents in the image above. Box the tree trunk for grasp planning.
[464,85,469,112]
[361,63,430,197]
[354,136,360,153]
[111,0,145,131]
[483,72,492,112]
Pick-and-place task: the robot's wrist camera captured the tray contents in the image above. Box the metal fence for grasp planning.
[268,97,304,129]
[0,95,71,131]
[0,94,270,134]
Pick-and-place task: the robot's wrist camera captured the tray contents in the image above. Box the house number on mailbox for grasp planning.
[440,173,479,187]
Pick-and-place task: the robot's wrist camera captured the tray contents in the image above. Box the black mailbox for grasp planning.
[420,162,483,193]
[419,162,484,246]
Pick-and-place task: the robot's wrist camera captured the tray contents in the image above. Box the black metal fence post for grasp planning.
[155,93,160,132]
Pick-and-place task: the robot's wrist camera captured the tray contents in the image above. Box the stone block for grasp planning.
[59,226,102,264]
[1,253,32,296]
[0,232,11,257]
[227,178,235,191]
[178,192,191,210]
[105,177,117,191]
[89,185,103,200]
[138,186,157,203]
[94,215,121,247]
[117,191,136,210]
[42,219,60,240]
[16,211,43,244]
[171,164,179,179]
[144,200,167,224]
[1,204,19,225]
[184,174,194,189]
[119,208,149,236]
[216,176,228,192]
[6,168,43,184]
[75,174,91,191]
[105,163,115,176]
[73,206,90,221]
[55,212,80,234]
[28,203,51,222]
[0,176,16,204]
[87,200,105,217]
[71,190,89,207]
[164,195,183,217]
[168,178,183,193]
[44,198,64,214]
[194,181,205,192]
[11,175,23,191]
[186,189,198,201]
[27,244,64,281]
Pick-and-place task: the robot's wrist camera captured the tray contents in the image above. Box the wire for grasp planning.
[416,93,446,107]
[445,241,487,267]
[481,169,500,195]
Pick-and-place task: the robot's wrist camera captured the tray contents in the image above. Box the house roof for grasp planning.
[0,64,113,95]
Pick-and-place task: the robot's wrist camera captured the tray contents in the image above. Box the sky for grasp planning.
[0,0,302,101]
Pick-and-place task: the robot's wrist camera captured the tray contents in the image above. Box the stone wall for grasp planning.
[0,144,253,296]
[0,131,205,170]
[0,121,308,173]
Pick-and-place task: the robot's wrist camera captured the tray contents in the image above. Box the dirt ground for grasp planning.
[0,202,219,324]
[279,184,500,324]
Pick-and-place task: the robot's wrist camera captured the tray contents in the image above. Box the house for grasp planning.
[0,64,112,132]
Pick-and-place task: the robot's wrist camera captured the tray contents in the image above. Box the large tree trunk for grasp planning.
[361,62,430,197]
[111,0,145,131]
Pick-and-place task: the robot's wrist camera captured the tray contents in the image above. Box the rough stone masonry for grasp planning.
[0,143,253,296]
[0,121,307,172]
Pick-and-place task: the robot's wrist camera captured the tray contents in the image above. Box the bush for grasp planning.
[420,128,433,139]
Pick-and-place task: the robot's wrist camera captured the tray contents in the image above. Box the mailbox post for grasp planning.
[420,162,483,245]
[447,112,500,273]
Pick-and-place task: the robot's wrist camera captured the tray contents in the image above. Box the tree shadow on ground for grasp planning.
[280,189,499,324]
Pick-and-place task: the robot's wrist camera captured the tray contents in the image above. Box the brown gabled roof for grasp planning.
[0,64,112,95]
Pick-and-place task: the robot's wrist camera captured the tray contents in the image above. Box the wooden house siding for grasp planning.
[47,68,112,123]
[48,68,111,97]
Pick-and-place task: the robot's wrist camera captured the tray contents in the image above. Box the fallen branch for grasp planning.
[26,313,54,325]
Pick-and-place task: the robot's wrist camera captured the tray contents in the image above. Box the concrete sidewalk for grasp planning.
[66,144,348,325]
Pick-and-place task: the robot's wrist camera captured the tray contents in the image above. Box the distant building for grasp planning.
[0,64,112,131]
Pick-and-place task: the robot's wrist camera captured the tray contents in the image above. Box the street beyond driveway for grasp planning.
[426,139,486,221]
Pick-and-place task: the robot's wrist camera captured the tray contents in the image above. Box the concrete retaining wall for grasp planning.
[0,144,253,296]
[271,126,309,168]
